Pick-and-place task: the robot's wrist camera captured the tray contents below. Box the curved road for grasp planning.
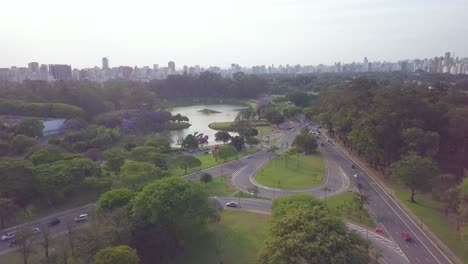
[0,121,455,264]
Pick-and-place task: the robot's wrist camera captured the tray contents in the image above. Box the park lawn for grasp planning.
[204,176,235,196]
[327,191,375,228]
[256,125,272,137]
[167,210,270,264]
[208,121,235,131]
[255,152,325,190]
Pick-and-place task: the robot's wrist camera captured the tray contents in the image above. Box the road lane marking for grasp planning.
[327,142,452,264]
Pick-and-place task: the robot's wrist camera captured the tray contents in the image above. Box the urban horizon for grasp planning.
[1,51,467,83]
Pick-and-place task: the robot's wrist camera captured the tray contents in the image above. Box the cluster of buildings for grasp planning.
[1,52,467,83]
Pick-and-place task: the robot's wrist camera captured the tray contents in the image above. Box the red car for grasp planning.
[374,227,382,233]
[401,232,412,242]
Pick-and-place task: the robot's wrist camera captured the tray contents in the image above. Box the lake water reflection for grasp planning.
[169,104,242,146]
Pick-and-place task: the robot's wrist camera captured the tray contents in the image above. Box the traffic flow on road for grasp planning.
[0,119,455,264]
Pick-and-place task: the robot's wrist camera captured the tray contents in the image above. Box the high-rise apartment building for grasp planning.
[168,61,175,73]
[48,64,72,80]
[102,57,109,70]
[28,62,39,73]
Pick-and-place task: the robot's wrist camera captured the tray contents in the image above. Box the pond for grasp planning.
[169,104,242,146]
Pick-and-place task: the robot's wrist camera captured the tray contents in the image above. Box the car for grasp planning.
[351,164,356,169]
[32,227,41,234]
[48,218,61,227]
[8,240,17,247]
[246,155,252,159]
[401,232,412,242]
[327,139,331,143]
[374,227,383,233]
[353,174,358,179]
[204,151,210,154]
[226,202,238,207]
[1,231,16,241]
[74,214,88,222]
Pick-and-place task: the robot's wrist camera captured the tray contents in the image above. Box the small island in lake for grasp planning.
[198,108,221,114]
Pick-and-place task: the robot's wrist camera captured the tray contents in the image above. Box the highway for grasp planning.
[0,121,455,264]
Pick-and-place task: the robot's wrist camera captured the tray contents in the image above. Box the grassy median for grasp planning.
[255,152,325,190]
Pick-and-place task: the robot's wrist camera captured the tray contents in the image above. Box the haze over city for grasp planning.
[2,0,468,68]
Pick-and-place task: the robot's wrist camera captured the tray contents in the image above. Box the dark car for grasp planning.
[48,218,61,227]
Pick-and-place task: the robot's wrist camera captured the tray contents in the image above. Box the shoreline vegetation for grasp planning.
[209,120,270,131]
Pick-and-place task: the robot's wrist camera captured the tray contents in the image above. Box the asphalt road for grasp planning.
[0,121,454,264]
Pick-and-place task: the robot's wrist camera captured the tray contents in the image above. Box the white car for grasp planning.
[32,227,41,234]
[226,202,238,207]
[1,231,16,241]
[74,214,88,222]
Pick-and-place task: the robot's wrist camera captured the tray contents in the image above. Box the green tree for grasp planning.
[0,159,36,208]
[245,136,260,146]
[98,188,135,211]
[15,227,35,264]
[104,147,128,173]
[258,194,370,264]
[10,134,36,154]
[47,135,61,145]
[29,148,76,165]
[132,176,213,237]
[215,145,238,162]
[130,145,167,169]
[391,153,439,203]
[214,131,231,144]
[401,128,440,157]
[182,134,199,149]
[15,118,44,137]
[292,132,318,154]
[200,173,213,184]
[0,198,17,228]
[144,136,172,153]
[35,157,102,204]
[229,135,245,151]
[91,245,139,264]
[120,161,162,189]
[171,155,202,174]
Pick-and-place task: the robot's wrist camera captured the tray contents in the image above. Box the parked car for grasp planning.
[8,240,17,247]
[226,202,238,207]
[32,227,41,234]
[74,214,88,222]
[1,231,16,241]
[48,218,61,227]
[374,227,382,233]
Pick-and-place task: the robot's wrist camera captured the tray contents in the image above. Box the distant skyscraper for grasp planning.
[48,64,72,80]
[168,61,175,73]
[183,65,188,74]
[102,57,109,70]
[28,62,39,73]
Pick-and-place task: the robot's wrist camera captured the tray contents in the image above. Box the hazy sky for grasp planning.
[2,0,467,68]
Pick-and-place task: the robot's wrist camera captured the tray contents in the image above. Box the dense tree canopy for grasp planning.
[15,118,44,137]
[98,188,135,212]
[258,194,370,264]
[91,245,139,264]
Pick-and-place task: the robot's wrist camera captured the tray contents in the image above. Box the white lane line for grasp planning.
[327,142,451,264]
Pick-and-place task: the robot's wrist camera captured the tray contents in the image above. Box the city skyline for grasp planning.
[1,0,468,68]
[1,51,467,83]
